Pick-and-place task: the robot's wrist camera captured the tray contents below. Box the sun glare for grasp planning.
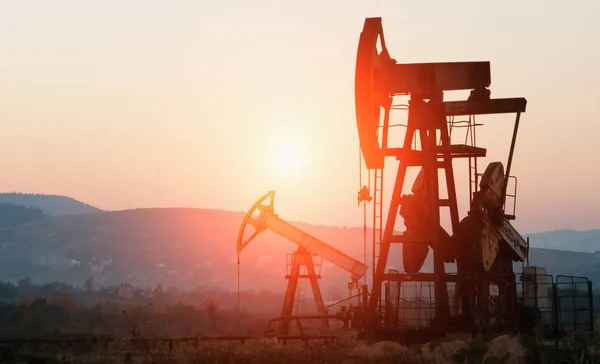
[265,127,311,183]
[276,144,303,175]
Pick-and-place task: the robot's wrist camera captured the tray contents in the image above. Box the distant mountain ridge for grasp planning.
[0,192,598,293]
[0,206,598,295]
[0,193,103,216]
[525,229,600,253]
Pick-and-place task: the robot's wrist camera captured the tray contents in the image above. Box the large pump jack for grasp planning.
[355,17,530,341]
[237,191,368,335]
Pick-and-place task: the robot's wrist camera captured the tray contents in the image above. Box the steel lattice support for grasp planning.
[367,96,462,328]
[279,246,327,335]
[236,191,368,336]
[355,17,529,341]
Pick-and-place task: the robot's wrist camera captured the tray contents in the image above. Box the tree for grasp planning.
[0,282,18,302]
[17,277,32,289]
[84,277,95,292]
[202,298,219,334]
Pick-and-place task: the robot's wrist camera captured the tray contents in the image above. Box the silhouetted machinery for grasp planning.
[237,191,368,335]
[234,16,595,344]
[355,17,530,342]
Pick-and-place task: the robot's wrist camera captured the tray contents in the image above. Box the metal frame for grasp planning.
[515,273,594,343]
[280,246,327,335]
[236,191,368,336]
[355,17,528,341]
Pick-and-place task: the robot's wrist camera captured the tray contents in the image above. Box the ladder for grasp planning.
[448,114,480,203]
[371,167,384,279]
[466,115,480,203]
[295,267,307,315]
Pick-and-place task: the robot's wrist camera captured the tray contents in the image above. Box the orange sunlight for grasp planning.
[267,135,309,180]
[276,144,303,174]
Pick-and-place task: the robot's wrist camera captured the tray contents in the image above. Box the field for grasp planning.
[2,281,600,363]
[2,332,600,364]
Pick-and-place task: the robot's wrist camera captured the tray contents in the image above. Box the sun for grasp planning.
[264,129,310,182]
[275,143,304,175]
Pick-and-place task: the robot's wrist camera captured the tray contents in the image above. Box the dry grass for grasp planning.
[486,335,527,364]
[421,340,467,364]
[349,341,408,359]
[3,332,600,364]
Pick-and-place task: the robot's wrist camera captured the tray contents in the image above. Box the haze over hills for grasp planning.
[2,192,599,254]
[525,229,600,253]
[0,207,371,299]
[0,193,103,217]
[0,203,46,228]
[0,195,599,297]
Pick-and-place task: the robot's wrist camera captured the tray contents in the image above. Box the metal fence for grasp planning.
[384,279,437,328]
[516,273,594,342]
[376,271,595,342]
[555,275,594,340]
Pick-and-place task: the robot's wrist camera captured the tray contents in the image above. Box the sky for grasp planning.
[0,0,599,235]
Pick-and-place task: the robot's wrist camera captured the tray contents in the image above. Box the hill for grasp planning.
[0,207,598,299]
[0,208,370,299]
[0,193,103,216]
[525,247,600,281]
[0,203,46,228]
[525,229,600,253]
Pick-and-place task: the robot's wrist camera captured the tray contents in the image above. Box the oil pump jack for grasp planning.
[355,17,530,342]
[237,191,368,335]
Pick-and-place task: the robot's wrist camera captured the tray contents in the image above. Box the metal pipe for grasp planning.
[325,293,363,309]
[503,111,521,206]
[263,215,368,281]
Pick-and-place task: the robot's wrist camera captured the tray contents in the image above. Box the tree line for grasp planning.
[0,203,46,228]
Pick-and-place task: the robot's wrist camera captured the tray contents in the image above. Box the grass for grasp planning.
[1,330,600,363]
[0,335,584,364]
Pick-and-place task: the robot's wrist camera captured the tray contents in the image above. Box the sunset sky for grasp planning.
[1,0,599,234]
